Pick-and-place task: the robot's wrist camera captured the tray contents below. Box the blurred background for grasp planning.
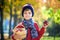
[0,0,60,40]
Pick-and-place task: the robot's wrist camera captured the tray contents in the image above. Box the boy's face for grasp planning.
[23,9,32,20]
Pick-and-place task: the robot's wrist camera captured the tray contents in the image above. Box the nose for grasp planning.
[26,12,29,15]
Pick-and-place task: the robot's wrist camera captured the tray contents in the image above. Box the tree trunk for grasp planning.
[9,0,12,38]
[0,0,4,40]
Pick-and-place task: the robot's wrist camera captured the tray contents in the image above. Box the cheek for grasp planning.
[24,14,27,17]
[30,14,32,17]
[29,14,32,17]
[23,14,28,19]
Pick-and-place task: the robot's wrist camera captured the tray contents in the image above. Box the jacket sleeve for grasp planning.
[34,23,46,39]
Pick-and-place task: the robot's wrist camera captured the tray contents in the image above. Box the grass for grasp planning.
[3,36,60,40]
[41,36,60,40]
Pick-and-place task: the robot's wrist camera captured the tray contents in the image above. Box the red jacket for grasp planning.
[12,22,46,40]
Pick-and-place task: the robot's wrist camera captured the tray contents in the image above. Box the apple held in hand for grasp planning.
[43,20,48,26]
[43,20,49,28]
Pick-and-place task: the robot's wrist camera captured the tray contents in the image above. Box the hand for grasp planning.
[14,34,22,40]
[14,29,26,40]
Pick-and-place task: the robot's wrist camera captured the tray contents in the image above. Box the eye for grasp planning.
[29,12,31,14]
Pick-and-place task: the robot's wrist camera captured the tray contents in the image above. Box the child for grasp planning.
[12,4,48,40]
